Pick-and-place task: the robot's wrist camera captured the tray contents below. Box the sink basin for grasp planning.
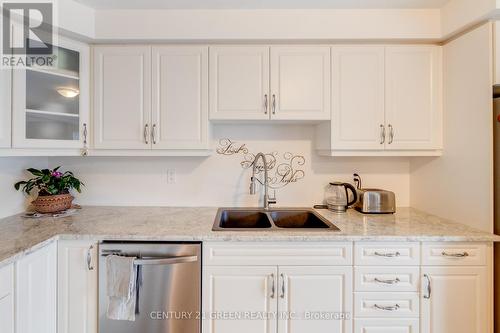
[216,210,272,229]
[213,208,339,231]
[270,210,334,229]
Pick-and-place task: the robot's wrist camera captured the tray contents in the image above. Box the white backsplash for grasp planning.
[49,125,410,208]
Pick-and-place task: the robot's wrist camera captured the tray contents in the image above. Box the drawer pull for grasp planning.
[373,251,401,257]
[374,277,400,285]
[373,304,400,311]
[441,251,469,258]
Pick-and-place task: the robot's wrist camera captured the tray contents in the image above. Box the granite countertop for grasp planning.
[0,206,499,268]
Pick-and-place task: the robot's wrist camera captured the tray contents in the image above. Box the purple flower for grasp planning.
[51,171,63,178]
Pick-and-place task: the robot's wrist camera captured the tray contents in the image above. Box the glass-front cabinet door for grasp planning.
[12,37,89,151]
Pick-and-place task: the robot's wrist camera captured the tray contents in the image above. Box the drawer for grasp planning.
[203,242,352,266]
[0,264,13,298]
[421,242,489,266]
[354,318,419,333]
[355,267,419,292]
[354,242,420,266]
[354,292,419,318]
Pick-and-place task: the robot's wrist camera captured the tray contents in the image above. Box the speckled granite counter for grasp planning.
[0,206,499,268]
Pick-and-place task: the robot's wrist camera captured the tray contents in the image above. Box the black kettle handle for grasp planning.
[344,183,358,207]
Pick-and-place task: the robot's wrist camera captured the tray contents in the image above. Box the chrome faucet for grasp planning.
[249,152,277,210]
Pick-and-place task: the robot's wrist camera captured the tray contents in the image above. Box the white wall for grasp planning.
[0,157,48,218]
[50,125,410,208]
[94,9,441,41]
[410,23,494,232]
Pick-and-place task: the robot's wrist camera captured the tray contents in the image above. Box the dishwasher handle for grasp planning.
[134,255,198,266]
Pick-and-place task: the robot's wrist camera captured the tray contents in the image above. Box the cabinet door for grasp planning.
[12,37,89,149]
[93,46,151,149]
[203,266,278,333]
[385,46,442,150]
[0,264,14,333]
[152,46,209,149]
[331,46,385,150]
[209,46,270,120]
[58,240,98,333]
[421,266,489,333]
[0,68,11,148]
[354,318,418,333]
[16,242,57,333]
[278,266,352,333]
[270,46,331,120]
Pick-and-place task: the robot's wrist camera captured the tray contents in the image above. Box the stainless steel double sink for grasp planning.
[212,208,340,231]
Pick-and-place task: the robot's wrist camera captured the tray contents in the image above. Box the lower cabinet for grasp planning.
[420,266,489,333]
[354,318,419,333]
[203,264,352,333]
[203,266,278,333]
[16,241,57,333]
[0,263,14,333]
[58,240,98,333]
[278,266,352,333]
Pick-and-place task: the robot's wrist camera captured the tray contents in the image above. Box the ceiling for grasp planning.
[75,0,450,10]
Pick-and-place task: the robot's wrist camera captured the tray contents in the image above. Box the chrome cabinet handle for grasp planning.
[380,125,385,144]
[152,124,157,144]
[388,124,394,144]
[423,274,431,299]
[441,251,469,257]
[270,274,275,298]
[144,124,149,144]
[86,245,94,271]
[280,273,285,299]
[374,277,400,285]
[272,94,276,115]
[264,94,268,114]
[82,123,89,156]
[373,304,400,311]
[373,251,400,257]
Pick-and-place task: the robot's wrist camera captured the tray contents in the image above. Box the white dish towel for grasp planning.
[106,255,137,321]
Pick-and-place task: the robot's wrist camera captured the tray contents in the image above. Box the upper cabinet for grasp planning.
[317,45,442,156]
[330,46,385,150]
[0,68,11,148]
[93,45,209,154]
[11,37,89,151]
[209,46,270,120]
[385,46,442,151]
[152,46,209,149]
[209,46,331,121]
[270,46,331,120]
[93,46,151,150]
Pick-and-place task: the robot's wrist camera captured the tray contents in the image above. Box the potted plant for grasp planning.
[14,167,84,214]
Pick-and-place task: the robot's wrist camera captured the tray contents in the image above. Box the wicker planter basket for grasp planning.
[32,193,74,214]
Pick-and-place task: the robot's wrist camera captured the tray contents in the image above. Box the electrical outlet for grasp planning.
[166,169,176,184]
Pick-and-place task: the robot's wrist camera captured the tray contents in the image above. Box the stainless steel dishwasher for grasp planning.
[99,241,201,333]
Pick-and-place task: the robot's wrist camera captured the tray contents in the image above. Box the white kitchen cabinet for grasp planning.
[330,46,385,150]
[93,45,151,150]
[0,263,14,333]
[385,46,442,150]
[16,242,57,333]
[317,45,442,156]
[209,46,270,120]
[12,37,89,151]
[421,266,490,333]
[203,266,278,333]
[270,46,331,120]
[0,68,11,148]
[152,46,209,149]
[58,240,98,333]
[278,266,352,333]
